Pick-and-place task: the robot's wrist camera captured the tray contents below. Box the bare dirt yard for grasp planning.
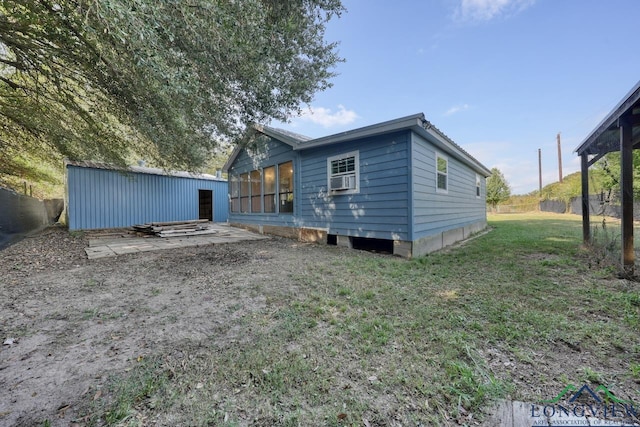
[1,226,322,426]
[1,217,639,427]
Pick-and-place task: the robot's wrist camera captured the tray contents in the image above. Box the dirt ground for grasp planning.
[1,225,638,426]
[0,226,337,427]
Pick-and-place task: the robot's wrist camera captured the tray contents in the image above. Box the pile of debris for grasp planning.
[132,219,219,237]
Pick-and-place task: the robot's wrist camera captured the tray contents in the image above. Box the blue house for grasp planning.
[66,161,228,230]
[223,113,490,257]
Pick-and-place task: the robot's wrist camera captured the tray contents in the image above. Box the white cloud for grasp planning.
[454,0,535,22]
[298,105,359,128]
[444,103,471,116]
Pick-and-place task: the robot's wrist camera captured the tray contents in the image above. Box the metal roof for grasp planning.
[224,113,491,176]
[575,80,640,156]
[254,125,312,146]
[65,160,226,181]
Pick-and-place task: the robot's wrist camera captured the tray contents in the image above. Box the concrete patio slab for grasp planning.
[85,223,269,259]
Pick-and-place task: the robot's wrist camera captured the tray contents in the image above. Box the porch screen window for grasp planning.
[240,173,249,213]
[278,161,293,213]
[230,175,239,213]
[436,153,448,192]
[263,166,276,213]
[250,170,262,213]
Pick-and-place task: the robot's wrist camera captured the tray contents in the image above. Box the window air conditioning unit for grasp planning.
[330,174,357,191]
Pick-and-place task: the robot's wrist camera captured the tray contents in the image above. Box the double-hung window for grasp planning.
[327,151,359,195]
[436,152,448,193]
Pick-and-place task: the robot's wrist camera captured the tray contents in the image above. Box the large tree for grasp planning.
[486,167,511,209]
[0,0,343,187]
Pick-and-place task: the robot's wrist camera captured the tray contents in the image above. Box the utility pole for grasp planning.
[557,132,563,183]
[538,148,542,193]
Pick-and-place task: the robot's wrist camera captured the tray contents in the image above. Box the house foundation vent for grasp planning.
[351,237,393,254]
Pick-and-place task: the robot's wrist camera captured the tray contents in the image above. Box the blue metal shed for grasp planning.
[66,161,228,230]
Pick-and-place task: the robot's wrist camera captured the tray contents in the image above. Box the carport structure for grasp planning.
[575,80,640,274]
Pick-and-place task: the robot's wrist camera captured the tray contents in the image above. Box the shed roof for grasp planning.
[65,160,226,181]
[575,80,640,156]
[224,113,491,176]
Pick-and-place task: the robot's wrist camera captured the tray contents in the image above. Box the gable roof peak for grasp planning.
[254,124,312,145]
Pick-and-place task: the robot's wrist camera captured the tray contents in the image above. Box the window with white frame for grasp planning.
[436,152,448,192]
[327,151,359,194]
[476,174,481,198]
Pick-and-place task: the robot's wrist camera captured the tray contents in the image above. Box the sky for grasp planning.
[273,0,640,195]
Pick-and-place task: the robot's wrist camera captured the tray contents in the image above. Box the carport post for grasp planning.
[619,117,634,273]
[580,153,590,245]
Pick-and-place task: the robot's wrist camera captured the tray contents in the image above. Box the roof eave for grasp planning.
[414,125,492,177]
[67,160,225,181]
[224,113,491,177]
[254,124,304,148]
[295,113,426,150]
[223,124,307,172]
[222,146,242,172]
[575,79,640,156]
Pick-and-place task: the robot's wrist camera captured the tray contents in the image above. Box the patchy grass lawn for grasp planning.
[74,213,640,426]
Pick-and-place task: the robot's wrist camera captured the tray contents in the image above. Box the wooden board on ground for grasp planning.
[132,220,222,238]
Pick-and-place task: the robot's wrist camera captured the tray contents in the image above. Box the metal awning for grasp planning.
[575,80,640,158]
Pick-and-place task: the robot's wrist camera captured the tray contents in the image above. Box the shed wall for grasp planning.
[67,166,228,230]
[410,132,486,240]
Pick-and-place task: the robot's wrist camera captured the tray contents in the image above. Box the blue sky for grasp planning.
[274,0,640,194]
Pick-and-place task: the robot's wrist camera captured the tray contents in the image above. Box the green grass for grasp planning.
[79,213,640,425]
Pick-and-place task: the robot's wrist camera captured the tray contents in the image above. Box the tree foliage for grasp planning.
[594,151,640,199]
[486,167,511,208]
[0,0,343,186]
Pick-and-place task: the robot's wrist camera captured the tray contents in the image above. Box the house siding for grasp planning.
[226,136,300,228]
[299,131,410,240]
[66,165,228,230]
[410,132,486,241]
[223,116,489,256]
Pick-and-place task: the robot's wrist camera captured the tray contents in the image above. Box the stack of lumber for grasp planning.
[132,219,219,237]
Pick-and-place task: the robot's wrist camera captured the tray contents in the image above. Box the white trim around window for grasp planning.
[327,150,360,195]
[435,152,448,193]
[476,174,482,198]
